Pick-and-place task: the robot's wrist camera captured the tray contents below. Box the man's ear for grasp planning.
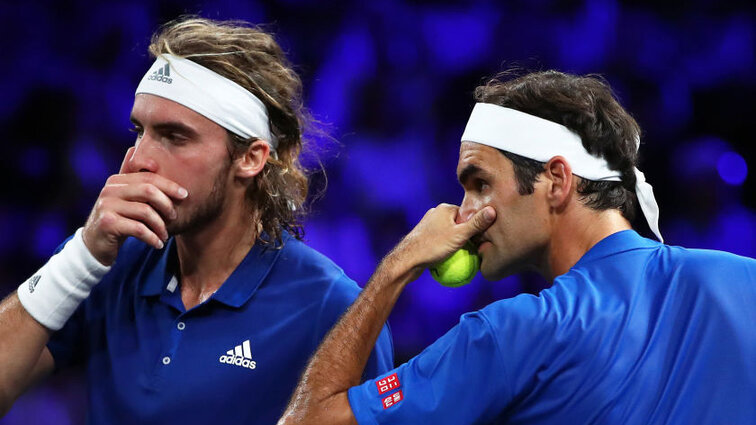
[235,139,271,179]
[544,156,574,208]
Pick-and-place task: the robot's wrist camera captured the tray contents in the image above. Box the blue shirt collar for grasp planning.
[138,232,288,308]
[574,229,660,268]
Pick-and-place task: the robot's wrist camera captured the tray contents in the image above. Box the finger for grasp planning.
[102,181,177,221]
[115,217,165,250]
[107,172,188,201]
[131,172,188,201]
[109,199,169,242]
[460,206,496,238]
[106,172,187,210]
[119,147,136,174]
[422,203,458,225]
[435,203,459,216]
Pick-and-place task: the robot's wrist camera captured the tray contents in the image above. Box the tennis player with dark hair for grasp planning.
[279,71,756,424]
[0,18,392,424]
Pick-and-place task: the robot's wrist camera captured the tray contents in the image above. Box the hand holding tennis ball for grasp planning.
[430,243,480,287]
[394,204,493,286]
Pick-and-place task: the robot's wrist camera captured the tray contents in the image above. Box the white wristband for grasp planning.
[17,228,111,331]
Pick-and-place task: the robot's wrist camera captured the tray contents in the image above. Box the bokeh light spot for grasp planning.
[71,142,109,189]
[34,216,66,259]
[717,151,747,185]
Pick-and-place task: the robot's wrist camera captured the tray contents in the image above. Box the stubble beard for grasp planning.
[480,240,529,281]
[166,163,230,236]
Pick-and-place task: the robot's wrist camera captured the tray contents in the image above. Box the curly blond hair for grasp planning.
[148,17,311,244]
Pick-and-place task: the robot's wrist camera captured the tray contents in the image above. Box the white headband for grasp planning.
[461,103,662,242]
[135,54,276,149]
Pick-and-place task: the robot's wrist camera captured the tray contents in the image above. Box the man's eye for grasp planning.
[128,127,143,138]
[163,133,188,144]
[476,179,489,192]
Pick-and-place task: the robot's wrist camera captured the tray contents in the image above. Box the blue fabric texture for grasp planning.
[348,230,756,424]
[47,231,393,425]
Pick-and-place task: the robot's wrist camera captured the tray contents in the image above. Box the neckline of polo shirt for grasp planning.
[573,229,659,268]
[137,232,289,306]
[211,232,289,307]
[138,237,177,297]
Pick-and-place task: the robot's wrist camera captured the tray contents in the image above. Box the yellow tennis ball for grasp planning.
[430,244,480,287]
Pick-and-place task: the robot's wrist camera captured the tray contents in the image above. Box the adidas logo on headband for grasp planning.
[147,64,172,84]
[136,54,275,146]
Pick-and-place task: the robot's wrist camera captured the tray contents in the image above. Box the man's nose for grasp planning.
[456,195,477,224]
[127,136,159,173]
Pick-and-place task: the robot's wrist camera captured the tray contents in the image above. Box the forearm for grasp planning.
[0,292,53,414]
[279,251,421,425]
[279,204,495,425]
[0,229,110,414]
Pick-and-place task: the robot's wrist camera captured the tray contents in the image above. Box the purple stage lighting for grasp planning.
[717,151,748,186]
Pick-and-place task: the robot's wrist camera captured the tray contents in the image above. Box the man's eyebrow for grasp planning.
[128,117,199,138]
[458,164,481,185]
[152,121,199,138]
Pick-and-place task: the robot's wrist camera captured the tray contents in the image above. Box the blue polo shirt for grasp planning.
[348,230,756,424]
[47,231,393,424]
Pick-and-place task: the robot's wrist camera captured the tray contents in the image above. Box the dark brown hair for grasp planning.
[474,70,640,220]
[149,17,311,244]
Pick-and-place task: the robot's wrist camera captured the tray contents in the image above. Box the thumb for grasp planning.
[461,206,496,238]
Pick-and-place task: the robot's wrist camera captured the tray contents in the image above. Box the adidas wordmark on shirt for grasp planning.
[219,339,257,370]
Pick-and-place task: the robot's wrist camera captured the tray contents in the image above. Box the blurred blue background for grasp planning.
[0,0,753,423]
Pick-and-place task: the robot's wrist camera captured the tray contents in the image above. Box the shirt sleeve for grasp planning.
[347,311,511,425]
[43,234,88,371]
[46,302,87,370]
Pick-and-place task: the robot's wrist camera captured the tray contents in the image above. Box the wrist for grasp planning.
[377,249,424,288]
[17,228,111,330]
[82,228,116,266]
